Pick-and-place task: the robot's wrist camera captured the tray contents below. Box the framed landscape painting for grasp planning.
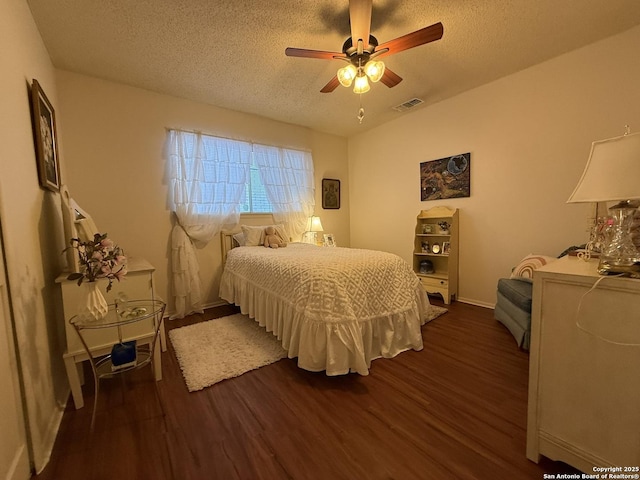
[31,79,61,191]
[420,152,471,201]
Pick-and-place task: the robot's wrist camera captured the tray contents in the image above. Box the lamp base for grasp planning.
[302,231,317,244]
[597,201,640,278]
[597,258,640,278]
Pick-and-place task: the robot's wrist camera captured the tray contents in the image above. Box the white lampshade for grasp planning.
[306,215,324,232]
[364,60,385,82]
[337,64,357,87]
[567,131,640,203]
[353,73,370,94]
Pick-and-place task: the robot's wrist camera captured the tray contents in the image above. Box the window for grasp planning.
[240,159,273,213]
[166,128,315,236]
[166,128,316,318]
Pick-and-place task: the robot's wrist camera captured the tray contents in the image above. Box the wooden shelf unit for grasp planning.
[413,207,459,304]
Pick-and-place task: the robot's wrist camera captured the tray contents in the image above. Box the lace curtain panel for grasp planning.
[165,129,315,318]
[253,144,315,239]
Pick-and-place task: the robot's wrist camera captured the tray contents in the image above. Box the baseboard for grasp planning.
[164,300,231,320]
[457,297,495,310]
[34,400,65,473]
[202,300,231,310]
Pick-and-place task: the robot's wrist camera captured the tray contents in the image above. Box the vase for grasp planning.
[79,282,109,321]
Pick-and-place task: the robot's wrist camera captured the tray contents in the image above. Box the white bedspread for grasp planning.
[219,243,431,375]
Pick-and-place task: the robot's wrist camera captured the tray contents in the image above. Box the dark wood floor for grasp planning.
[33,299,579,480]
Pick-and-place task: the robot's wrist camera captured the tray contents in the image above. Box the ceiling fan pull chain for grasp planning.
[357,95,365,124]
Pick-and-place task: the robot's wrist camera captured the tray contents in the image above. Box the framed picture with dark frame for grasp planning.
[420,152,470,201]
[31,79,61,191]
[322,178,340,209]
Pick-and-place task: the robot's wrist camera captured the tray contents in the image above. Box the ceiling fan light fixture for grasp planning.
[364,60,385,82]
[353,72,370,94]
[286,0,444,98]
[337,64,357,87]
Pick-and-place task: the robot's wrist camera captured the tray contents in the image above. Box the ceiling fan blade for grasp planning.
[349,0,372,48]
[380,68,403,88]
[320,76,340,93]
[285,47,344,60]
[376,22,444,58]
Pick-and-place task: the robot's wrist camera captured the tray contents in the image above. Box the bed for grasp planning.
[219,227,433,376]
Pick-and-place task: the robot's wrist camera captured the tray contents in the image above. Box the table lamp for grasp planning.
[567,127,640,277]
[302,215,324,244]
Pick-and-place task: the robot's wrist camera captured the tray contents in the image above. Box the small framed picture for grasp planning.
[323,233,336,247]
[421,241,430,253]
[442,242,451,255]
[322,178,340,209]
[30,79,61,191]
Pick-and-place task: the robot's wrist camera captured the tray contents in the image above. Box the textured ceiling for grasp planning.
[27,0,640,138]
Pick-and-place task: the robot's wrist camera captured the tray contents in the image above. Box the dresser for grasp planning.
[56,257,165,408]
[526,256,640,472]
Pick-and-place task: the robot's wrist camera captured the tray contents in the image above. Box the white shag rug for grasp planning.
[169,313,287,392]
[170,305,447,392]
[425,305,448,323]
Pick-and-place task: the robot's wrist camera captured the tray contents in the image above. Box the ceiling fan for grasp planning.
[285,0,444,94]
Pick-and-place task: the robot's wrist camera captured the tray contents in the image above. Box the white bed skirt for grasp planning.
[220,266,431,376]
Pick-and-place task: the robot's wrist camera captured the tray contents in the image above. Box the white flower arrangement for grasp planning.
[65,233,127,292]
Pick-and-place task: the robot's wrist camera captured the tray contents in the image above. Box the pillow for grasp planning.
[232,232,245,247]
[240,224,286,246]
[510,254,557,279]
[241,225,265,246]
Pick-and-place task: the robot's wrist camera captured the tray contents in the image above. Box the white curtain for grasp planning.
[166,130,251,318]
[253,145,315,241]
[166,130,315,318]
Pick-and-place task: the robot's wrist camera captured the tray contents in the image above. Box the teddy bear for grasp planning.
[263,226,287,248]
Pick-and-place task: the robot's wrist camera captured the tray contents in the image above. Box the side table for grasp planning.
[69,299,166,430]
[58,258,167,410]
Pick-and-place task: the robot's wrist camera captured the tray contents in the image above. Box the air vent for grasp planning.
[392,98,424,112]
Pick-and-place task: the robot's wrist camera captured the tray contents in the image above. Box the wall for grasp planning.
[0,0,70,473]
[54,71,350,316]
[348,26,640,307]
